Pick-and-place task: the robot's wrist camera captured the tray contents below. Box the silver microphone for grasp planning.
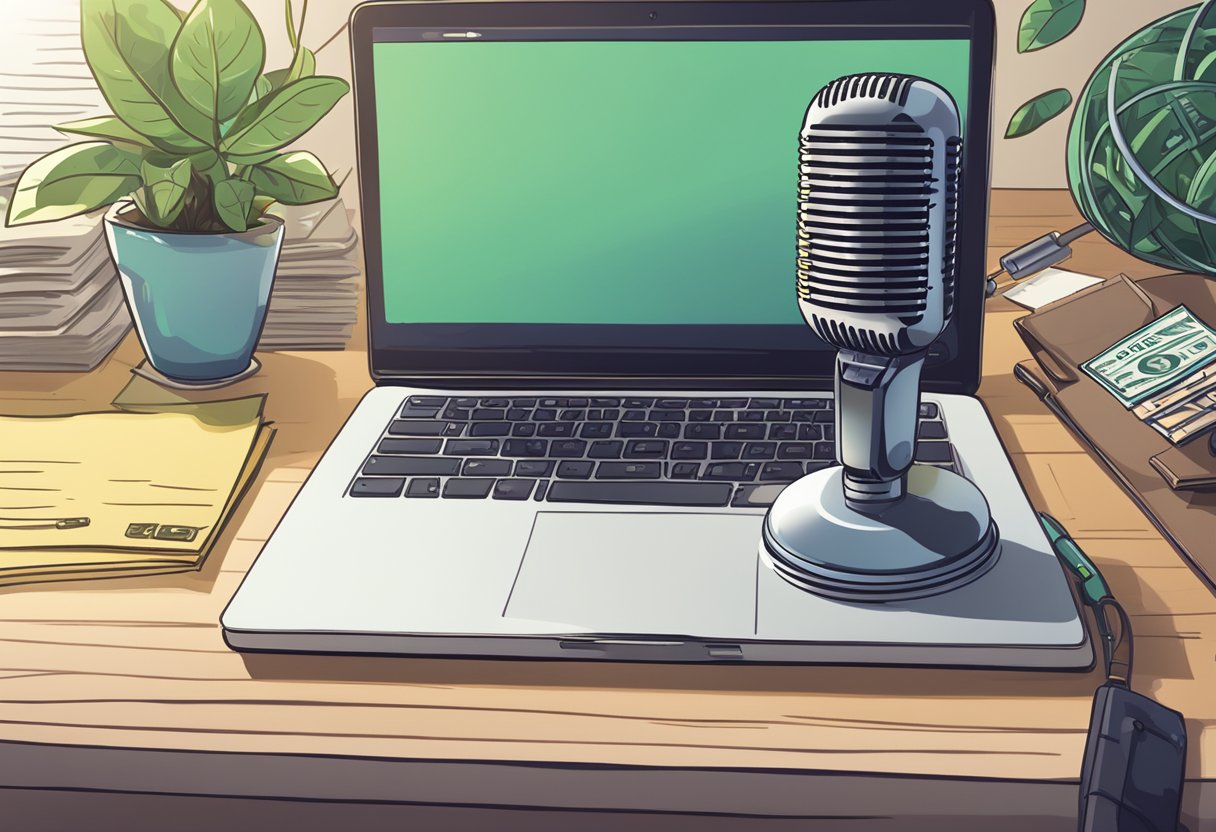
[797,73,962,509]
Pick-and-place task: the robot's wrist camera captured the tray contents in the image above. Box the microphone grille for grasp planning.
[813,73,916,108]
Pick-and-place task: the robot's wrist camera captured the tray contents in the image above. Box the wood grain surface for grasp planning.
[0,191,1213,827]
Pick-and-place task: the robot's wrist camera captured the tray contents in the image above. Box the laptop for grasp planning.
[223,0,1092,669]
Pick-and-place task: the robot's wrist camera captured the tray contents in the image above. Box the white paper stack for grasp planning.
[262,198,362,350]
[0,209,131,371]
[0,0,108,190]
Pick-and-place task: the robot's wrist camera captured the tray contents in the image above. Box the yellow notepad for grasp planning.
[0,395,273,586]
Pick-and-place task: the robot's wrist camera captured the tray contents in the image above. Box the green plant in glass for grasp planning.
[5,0,348,233]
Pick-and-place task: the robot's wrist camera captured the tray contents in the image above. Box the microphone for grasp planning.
[761,73,998,603]
[797,73,962,509]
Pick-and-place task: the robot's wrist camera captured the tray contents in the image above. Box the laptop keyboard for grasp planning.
[348,396,958,508]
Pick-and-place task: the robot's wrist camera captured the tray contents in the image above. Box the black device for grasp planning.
[1042,513,1188,831]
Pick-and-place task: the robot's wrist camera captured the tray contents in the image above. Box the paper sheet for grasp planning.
[1003,267,1105,310]
[0,397,269,556]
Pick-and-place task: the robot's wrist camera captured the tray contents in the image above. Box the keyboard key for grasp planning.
[624,440,669,459]
[684,423,721,440]
[916,441,953,463]
[550,439,588,458]
[463,459,512,476]
[731,483,787,508]
[506,408,530,420]
[444,439,499,456]
[363,456,460,476]
[711,441,743,460]
[823,424,836,441]
[622,409,648,421]
[454,397,479,408]
[512,423,537,437]
[689,409,713,422]
[406,477,440,498]
[813,410,834,423]
[738,411,765,422]
[919,402,939,419]
[591,398,621,407]
[534,481,549,501]
[493,479,536,500]
[567,398,589,407]
[703,462,758,481]
[443,422,465,437]
[443,478,494,499]
[589,440,623,459]
[743,442,776,460]
[656,398,688,408]
[514,398,537,408]
[749,398,780,409]
[408,396,446,408]
[514,460,555,477]
[377,438,442,455]
[768,424,797,441]
[670,462,701,479]
[725,424,765,440]
[481,398,509,408]
[388,419,447,436]
[760,462,805,482]
[624,398,654,407]
[918,420,947,439]
[502,439,549,457]
[472,408,505,420]
[797,424,822,441]
[547,481,732,507]
[441,406,471,420]
[557,460,594,479]
[765,410,792,422]
[784,398,828,409]
[672,441,708,460]
[470,422,511,437]
[719,398,748,408]
[651,409,685,421]
[813,442,835,460]
[580,422,614,439]
[538,422,576,438]
[596,461,662,479]
[350,477,404,497]
[533,408,557,421]
[712,410,735,421]
[657,423,680,439]
[689,399,718,408]
[778,442,814,460]
[559,409,586,421]
[618,422,658,438]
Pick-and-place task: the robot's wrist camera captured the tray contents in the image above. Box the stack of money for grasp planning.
[260,198,361,350]
[1082,305,1216,444]
[0,209,130,371]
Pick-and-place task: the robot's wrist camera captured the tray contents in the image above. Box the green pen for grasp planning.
[1038,512,1112,607]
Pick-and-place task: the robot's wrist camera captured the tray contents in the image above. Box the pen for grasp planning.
[1038,512,1112,607]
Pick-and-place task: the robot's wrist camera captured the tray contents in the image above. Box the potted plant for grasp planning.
[5,0,348,383]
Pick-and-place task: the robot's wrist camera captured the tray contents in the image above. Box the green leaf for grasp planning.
[140,157,192,226]
[248,193,277,224]
[213,177,254,231]
[7,142,141,225]
[80,0,211,150]
[220,75,349,157]
[247,151,337,204]
[54,115,157,149]
[1018,0,1085,53]
[1005,88,1073,138]
[170,0,265,125]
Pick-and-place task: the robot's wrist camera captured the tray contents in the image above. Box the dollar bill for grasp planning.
[1082,305,1216,408]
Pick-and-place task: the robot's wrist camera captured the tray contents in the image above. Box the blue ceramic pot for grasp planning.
[104,203,285,382]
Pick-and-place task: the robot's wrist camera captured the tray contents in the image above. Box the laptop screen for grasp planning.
[356,4,992,388]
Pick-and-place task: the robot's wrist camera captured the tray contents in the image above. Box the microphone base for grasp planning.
[761,465,999,603]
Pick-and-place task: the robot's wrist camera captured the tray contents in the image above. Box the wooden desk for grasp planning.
[0,190,1212,831]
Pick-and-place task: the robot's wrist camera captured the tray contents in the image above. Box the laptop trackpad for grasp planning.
[504,512,761,637]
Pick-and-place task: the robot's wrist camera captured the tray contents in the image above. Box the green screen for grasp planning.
[374,39,970,325]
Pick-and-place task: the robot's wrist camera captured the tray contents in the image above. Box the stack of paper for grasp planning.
[0,388,274,586]
[0,0,108,190]
[262,197,362,350]
[0,208,130,371]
